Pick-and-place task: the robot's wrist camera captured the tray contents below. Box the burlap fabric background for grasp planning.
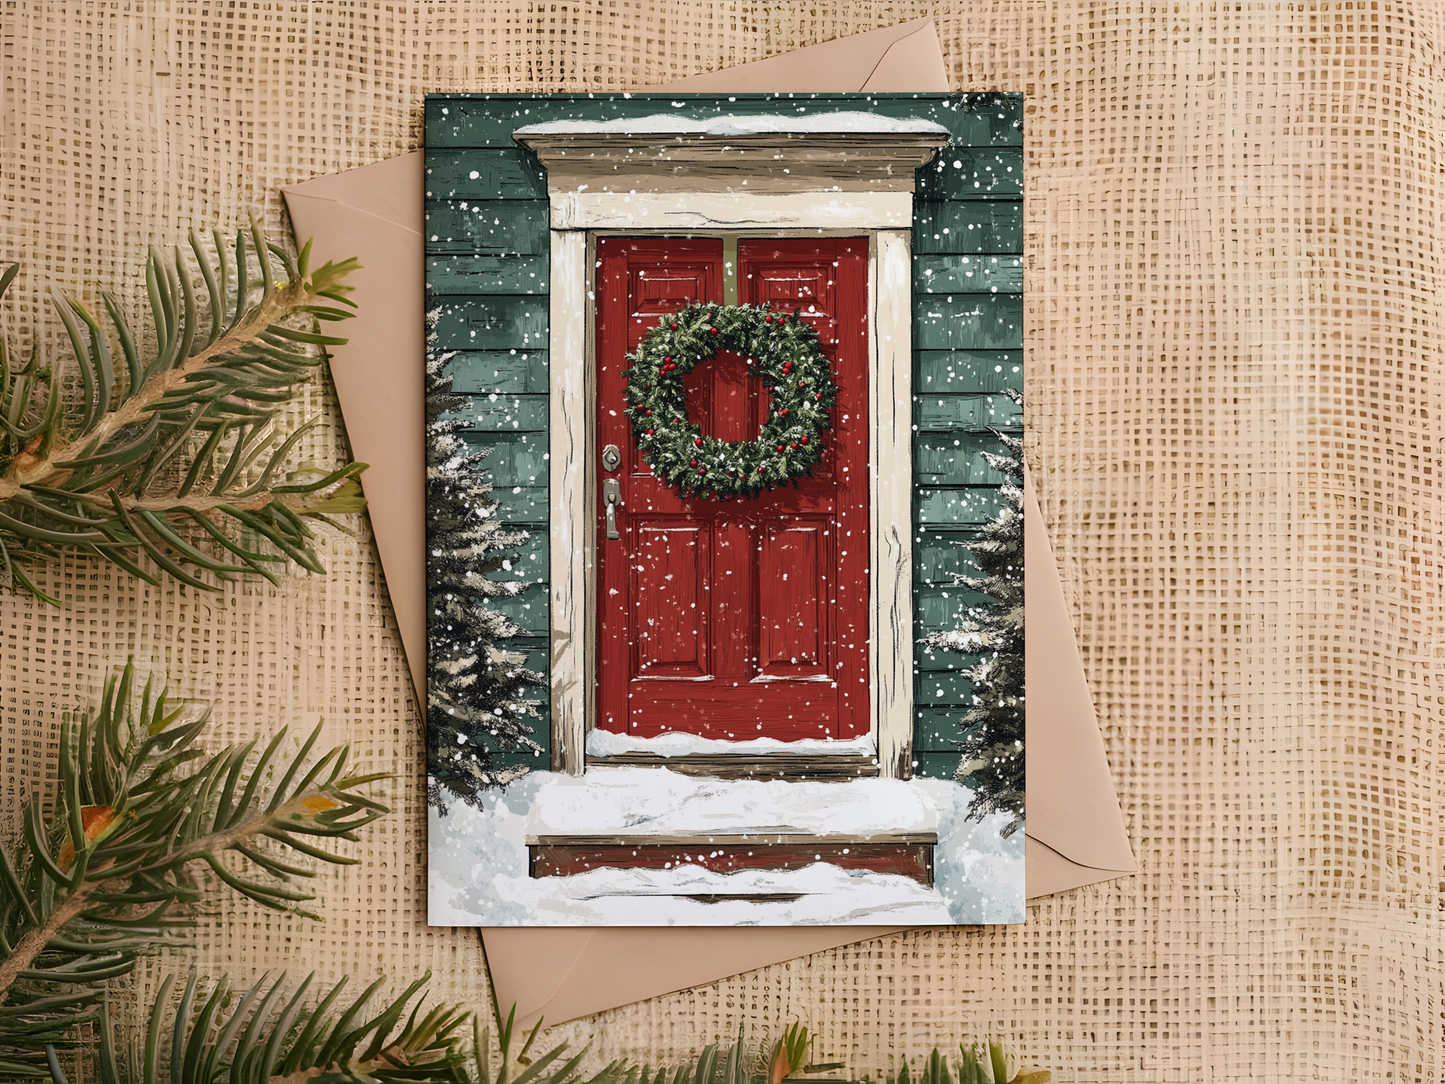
[3,2,1442,1080]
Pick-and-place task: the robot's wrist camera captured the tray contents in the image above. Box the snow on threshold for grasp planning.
[514,112,951,138]
[529,766,933,838]
[585,728,877,759]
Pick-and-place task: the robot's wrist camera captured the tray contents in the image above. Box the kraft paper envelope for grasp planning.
[282,15,1134,1028]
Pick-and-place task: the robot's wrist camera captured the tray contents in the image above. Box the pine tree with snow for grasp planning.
[925,390,1025,837]
[426,309,545,813]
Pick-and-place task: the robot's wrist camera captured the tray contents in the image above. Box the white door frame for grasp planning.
[525,124,941,779]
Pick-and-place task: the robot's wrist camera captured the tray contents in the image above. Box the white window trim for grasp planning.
[534,128,936,780]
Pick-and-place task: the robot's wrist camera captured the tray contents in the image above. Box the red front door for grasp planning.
[596,237,869,741]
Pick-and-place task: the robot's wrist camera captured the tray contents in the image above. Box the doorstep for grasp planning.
[527,832,938,887]
[523,767,943,894]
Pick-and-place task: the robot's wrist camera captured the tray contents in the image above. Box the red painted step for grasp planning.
[527,833,936,887]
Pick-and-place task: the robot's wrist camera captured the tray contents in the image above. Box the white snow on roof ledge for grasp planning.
[514,111,951,138]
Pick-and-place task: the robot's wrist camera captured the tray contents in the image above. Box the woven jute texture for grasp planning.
[4,2,1444,1081]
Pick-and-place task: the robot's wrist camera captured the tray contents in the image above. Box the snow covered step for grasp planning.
[525,767,940,888]
[527,833,936,887]
[430,771,1024,925]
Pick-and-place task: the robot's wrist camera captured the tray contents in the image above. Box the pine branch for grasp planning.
[0,216,365,603]
[0,660,389,1066]
[88,971,476,1084]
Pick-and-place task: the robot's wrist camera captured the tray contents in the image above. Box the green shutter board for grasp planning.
[915,351,1023,394]
[915,293,1023,351]
[914,254,1023,295]
[940,103,1024,147]
[915,147,1023,200]
[463,432,550,486]
[425,200,549,255]
[488,584,550,636]
[426,149,548,200]
[427,255,550,295]
[916,670,978,707]
[914,199,1024,255]
[914,392,1024,432]
[916,487,1007,528]
[910,752,960,780]
[456,394,548,433]
[492,486,548,525]
[449,351,549,395]
[433,295,547,352]
[914,584,991,638]
[914,433,1013,486]
[914,705,975,749]
[914,530,986,585]
[504,637,550,675]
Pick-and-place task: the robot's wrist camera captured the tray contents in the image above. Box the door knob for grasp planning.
[601,443,621,472]
[602,477,621,540]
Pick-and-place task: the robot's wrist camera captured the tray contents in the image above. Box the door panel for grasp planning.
[596,236,869,742]
[760,523,827,674]
[632,524,706,678]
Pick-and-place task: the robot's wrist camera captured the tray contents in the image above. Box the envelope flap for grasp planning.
[1023,465,1137,875]
[635,18,946,93]
[283,151,423,232]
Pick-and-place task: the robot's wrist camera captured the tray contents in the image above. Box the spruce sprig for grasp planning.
[0,215,364,603]
[105,970,474,1084]
[0,660,388,1076]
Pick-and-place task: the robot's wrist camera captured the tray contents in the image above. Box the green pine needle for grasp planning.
[0,212,365,603]
[0,659,390,1071]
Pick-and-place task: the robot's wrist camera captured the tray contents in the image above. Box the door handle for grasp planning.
[602,477,621,539]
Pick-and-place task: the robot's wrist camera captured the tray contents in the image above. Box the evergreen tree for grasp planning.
[926,392,1025,837]
[425,310,545,813]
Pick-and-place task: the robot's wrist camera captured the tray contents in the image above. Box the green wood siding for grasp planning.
[424,92,1023,776]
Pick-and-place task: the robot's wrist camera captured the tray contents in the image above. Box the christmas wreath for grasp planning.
[622,303,841,500]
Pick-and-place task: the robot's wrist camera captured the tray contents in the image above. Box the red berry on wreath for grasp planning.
[690,459,698,467]
[694,437,703,447]
[646,428,655,435]
[790,442,798,450]
[710,328,719,335]
[815,393,822,401]
[801,435,810,445]
[671,322,678,329]
[798,380,806,388]
[664,356,671,364]
[778,409,789,418]
[699,467,707,474]
[776,445,784,453]
[765,316,773,324]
